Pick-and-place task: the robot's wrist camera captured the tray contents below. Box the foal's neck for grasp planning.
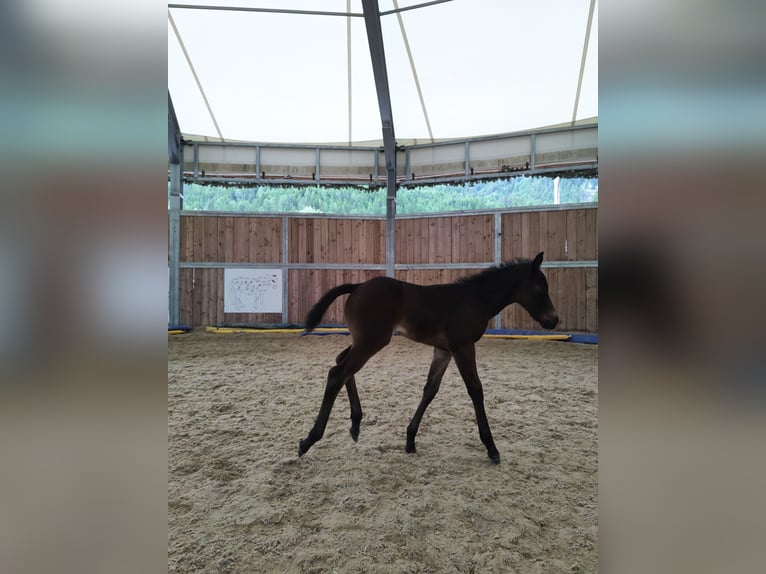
[468,267,527,318]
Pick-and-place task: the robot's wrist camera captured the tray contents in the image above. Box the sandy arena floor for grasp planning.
[168,332,598,573]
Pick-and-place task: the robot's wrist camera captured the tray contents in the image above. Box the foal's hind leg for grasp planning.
[298,344,379,457]
[406,348,451,454]
[336,346,364,441]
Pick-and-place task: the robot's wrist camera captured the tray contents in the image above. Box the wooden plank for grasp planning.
[585,267,598,333]
[367,220,386,263]
[433,217,444,263]
[374,220,384,264]
[574,267,586,331]
[306,217,317,264]
[482,214,494,262]
[575,209,586,261]
[204,217,219,261]
[231,217,247,262]
[288,218,298,263]
[552,211,569,261]
[565,210,577,261]
[394,218,406,264]
[342,220,354,263]
[456,217,466,263]
[316,217,328,263]
[557,268,570,331]
[199,268,209,326]
[538,210,549,260]
[191,269,201,326]
[511,213,523,260]
[288,269,300,323]
[533,211,546,258]
[252,217,264,262]
[364,221,375,265]
[585,208,598,259]
[323,218,334,263]
[311,218,321,263]
[500,214,512,261]
[264,218,280,263]
[409,219,420,264]
[353,219,364,264]
[519,213,530,259]
[476,215,487,262]
[447,216,458,264]
[221,216,234,262]
[192,217,205,262]
[207,268,218,326]
[423,217,434,264]
[297,219,308,263]
[412,218,423,264]
[427,218,437,263]
[180,268,193,325]
[180,217,193,262]
[210,268,221,326]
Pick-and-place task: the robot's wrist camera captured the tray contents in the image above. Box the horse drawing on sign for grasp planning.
[229,273,279,312]
[298,252,558,464]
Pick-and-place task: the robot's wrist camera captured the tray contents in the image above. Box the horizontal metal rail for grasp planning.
[177,123,598,187]
[179,261,598,270]
[177,201,597,219]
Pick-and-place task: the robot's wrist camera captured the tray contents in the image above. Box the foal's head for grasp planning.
[516,252,559,330]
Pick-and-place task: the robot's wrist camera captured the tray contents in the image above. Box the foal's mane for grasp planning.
[456,258,532,286]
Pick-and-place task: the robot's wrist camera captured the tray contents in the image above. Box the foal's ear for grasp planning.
[532,252,544,269]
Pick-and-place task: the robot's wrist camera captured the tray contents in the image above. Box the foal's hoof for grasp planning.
[298,441,308,457]
[489,452,501,464]
[350,428,359,442]
[405,444,416,454]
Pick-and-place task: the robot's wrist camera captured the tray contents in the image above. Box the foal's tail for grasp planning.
[304,284,359,332]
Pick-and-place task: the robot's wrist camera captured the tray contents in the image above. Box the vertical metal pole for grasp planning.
[193,143,199,181]
[169,149,182,327]
[282,215,289,325]
[363,0,397,278]
[465,141,470,177]
[493,212,502,330]
[168,92,183,327]
[530,133,537,170]
[315,147,321,182]
[405,147,411,180]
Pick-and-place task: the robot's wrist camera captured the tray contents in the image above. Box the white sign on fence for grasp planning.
[224,269,282,313]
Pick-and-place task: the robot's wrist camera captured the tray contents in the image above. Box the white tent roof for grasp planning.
[168,0,598,145]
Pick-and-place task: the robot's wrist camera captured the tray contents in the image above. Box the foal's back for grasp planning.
[344,276,482,348]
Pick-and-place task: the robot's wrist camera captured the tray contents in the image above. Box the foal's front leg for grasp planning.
[406,347,451,454]
[451,343,500,464]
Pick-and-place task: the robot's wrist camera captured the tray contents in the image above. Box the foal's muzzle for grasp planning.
[538,311,559,330]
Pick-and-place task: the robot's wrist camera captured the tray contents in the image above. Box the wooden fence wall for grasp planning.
[174,205,597,332]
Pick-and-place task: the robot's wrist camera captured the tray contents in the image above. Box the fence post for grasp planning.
[493,212,502,330]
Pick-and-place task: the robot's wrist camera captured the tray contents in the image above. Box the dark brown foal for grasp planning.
[298,252,558,463]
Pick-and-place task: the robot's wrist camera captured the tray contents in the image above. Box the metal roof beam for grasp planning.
[168,4,363,17]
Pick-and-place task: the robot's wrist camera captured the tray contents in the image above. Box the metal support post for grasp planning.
[363,0,398,278]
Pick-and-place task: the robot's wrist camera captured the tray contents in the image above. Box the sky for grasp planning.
[168,0,598,143]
